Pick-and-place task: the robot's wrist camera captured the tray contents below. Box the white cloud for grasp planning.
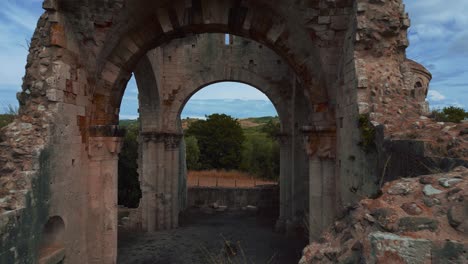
[1,1,39,31]
[428,90,446,101]
[0,2,41,88]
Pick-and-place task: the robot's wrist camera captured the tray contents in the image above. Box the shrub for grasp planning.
[118,120,141,208]
[185,135,201,170]
[240,133,279,180]
[186,114,245,170]
[0,115,15,129]
[431,106,468,123]
[358,114,376,153]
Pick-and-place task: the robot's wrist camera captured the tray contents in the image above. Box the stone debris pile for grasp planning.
[300,166,468,264]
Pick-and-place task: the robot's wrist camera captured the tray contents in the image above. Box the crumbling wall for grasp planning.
[0,0,452,263]
[300,166,468,264]
[0,5,92,262]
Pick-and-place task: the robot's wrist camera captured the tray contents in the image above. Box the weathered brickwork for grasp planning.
[0,0,464,263]
[134,33,312,234]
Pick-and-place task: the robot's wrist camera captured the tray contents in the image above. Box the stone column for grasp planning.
[86,127,123,264]
[140,132,165,232]
[303,126,337,242]
[140,132,182,231]
[164,133,182,229]
[275,134,292,232]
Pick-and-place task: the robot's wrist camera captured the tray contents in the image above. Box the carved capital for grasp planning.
[164,133,182,150]
[302,125,336,159]
[141,132,165,143]
[140,132,182,149]
[88,137,123,160]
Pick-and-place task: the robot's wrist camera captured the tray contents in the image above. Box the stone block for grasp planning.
[50,24,67,48]
[369,232,432,264]
[46,89,64,102]
[331,16,348,30]
[432,240,467,264]
[398,217,439,232]
[42,0,58,11]
[318,16,331,25]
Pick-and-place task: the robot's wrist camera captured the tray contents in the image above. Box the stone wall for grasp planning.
[134,33,315,234]
[0,0,450,263]
[187,185,279,211]
[300,166,468,264]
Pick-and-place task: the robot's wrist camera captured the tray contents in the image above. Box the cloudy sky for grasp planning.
[0,0,466,117]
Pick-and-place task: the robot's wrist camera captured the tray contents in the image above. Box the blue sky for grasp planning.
[0,0,467,117]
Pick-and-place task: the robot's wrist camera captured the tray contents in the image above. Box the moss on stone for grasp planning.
[0,114,14,129]
[358,114,376,153]
[0,148,51,263]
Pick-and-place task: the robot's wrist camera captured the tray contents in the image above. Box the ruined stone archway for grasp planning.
[0,0,427,263]
[132,34,317,235]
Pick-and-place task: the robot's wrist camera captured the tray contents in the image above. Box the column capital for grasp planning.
[140,132,183,149]
[88,136,123,160]
[302,125,337,159]
[164,133,183,149]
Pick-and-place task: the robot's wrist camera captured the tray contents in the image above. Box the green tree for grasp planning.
[186,114,245,170]
[118,120,141,208]
[241,134,279,180]
[432,106,468,123]
[185,135,200,170]
[261,119,281,139]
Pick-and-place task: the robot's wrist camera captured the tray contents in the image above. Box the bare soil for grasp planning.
[188,170,277,188]
[118,208,306,264]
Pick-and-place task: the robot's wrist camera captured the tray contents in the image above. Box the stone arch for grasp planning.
[173,79,289,131]
[133,33,320,237]
[133,55,162,131]
[412,79,425,100]
[1,0,413,263]
[91,0,330,127]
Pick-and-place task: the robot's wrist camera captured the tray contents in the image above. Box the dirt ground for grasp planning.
[187,170,277,188]
[118,209,307,264]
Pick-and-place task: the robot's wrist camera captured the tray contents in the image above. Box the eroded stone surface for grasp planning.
[0,0,466,263]
[299,168,468,264]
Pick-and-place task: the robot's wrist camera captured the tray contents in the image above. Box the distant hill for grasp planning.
[182,116,279,130]
[119,116,280,131]
[119,99,278,120]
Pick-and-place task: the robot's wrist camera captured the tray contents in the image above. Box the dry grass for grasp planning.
[188,170,277,188]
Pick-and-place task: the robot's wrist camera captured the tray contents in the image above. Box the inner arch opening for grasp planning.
[180,81,281,187]
[117,33,313,263]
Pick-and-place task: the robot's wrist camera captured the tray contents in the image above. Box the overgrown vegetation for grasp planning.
[186,115,280,180]
[0,104,18,129]
[118,120,141,208]
[117,115,281,207]
[0,115,15,129]
[431,106,468,123]
[358,114,376,153]
[201,235,277,264]
[186,114,245,170]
